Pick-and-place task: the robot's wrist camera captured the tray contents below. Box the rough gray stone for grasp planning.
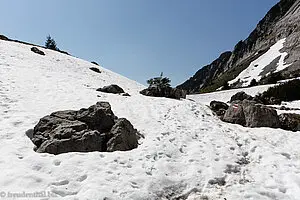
[223,100,280,128]
[31,102,139,154]
[210,101,229,117]
[279,113,300,131]
[107,118,138,152]
[223,101,246,126]
[96,84,125,94]
[140,87,186,100]
[89,67,101,73]
[242,100,280,128]
[31,47,45,55]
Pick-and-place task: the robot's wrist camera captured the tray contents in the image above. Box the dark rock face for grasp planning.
[97,84,125,94]
[107,118,138,152]
[223,101,246,126]
[31,47,45,56]
[230,92,253,102]
[122,93,131,97]
[242,100,280,128]
[91,61,99,66]
[0,35,9,40]
[31,102,139,154]
[140,87,186,100]
[177,52,232,93]
[177,0,300,93]
[254,93,282,105]
[89,67,101,73]
[223,100,280,128]
[279,113,300,131]
[210,101,229,117]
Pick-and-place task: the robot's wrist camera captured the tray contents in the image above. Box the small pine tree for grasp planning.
[146,72,171,88]
[45,35,59,51]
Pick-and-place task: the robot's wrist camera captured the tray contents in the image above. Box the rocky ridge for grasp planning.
[178,0,300,93]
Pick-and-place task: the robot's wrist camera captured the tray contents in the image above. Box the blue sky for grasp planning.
[0,0,279,86]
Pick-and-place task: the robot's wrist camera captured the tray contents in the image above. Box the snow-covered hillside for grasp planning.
[1,39,300,200]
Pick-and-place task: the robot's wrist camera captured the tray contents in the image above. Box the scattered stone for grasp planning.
[97,84,125,94]
[31,102,139,154]
[0,35,9,40]
[140,87,186,100]
[208,177,226,186]
[236,157,250,165]
[224,164,241,174]
[279,113,300,131]
[89,67,101,73]
[230,91,253,102]
[31,47,45,55]
[269,97,281,105]
[122,93,131,97]
[91,61,99,65]
[25,129,34,139]
[210,101,229,117]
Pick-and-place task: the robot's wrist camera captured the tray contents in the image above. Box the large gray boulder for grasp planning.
[242,100,280,128]
[140,87,186,100]
[31,102,139,154]
[96,84,125,94]
[223,100,280,128]
[279,113,300,131]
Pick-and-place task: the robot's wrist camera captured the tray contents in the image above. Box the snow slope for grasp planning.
[1,39,300,200]
[229,38,291,87]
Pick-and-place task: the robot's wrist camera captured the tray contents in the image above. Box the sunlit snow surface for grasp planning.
[1,40,300,200]
[229,38,291,87]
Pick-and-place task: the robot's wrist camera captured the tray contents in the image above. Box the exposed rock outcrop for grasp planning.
[89,67,101,73]
[97,84,125,94]
[31,47,45,56]
[140,87,186,100]
[279,113,300,131]
[178,0,300,93]
[210,101,229,117]
[223,100,280,128]
[31,102,139,154]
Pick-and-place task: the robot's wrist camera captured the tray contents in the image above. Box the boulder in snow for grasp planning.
[97,84,125,94]
[31,47,45,56]
[107,118,139,152]
[210,101,229,116]
[223,100,246,126]
[279,113,300,131]
[140,87,186,100]
[89,67,101,73]
[223,100,280,128]
[242,100,280,128]
[31,102,139,154]
[91,61,99,66]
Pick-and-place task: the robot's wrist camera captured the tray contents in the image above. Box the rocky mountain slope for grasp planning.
[178,0,300,93]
